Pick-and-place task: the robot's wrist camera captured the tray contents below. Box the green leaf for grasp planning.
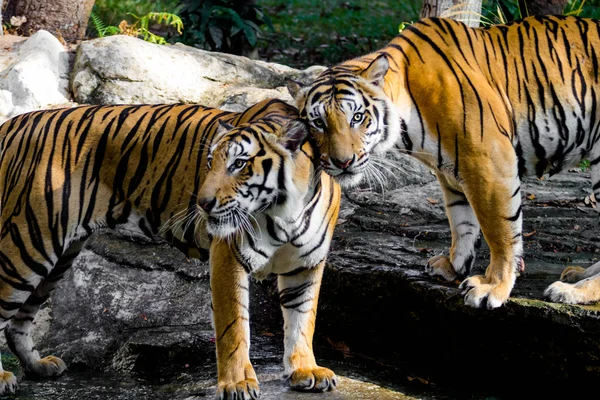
[262,12,274,32]
[104,26,121,36]
[209,24,223,48]
[230,25,242,37]
[90,11,108,38]
[242,20,257,47]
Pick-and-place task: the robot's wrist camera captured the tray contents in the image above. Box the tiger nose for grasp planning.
[199,198,216,212]
[331,156,354,170]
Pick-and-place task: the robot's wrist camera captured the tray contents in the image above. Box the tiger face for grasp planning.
[198,119,308,238]
[288,56,401,188]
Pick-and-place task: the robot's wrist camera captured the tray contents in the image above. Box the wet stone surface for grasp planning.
[14,363,430,400]
[1,167,599,399]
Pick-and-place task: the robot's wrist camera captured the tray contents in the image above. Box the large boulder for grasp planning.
[71,35,325,112]
[35,231,282,377]
[0,30,71,121]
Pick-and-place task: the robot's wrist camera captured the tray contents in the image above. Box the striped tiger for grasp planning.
[0,99,341,398]
[288,15,600,309]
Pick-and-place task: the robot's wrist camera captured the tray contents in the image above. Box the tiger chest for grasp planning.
[237,209,333,279]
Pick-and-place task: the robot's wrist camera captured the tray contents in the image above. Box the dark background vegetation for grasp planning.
[89,0,600,68]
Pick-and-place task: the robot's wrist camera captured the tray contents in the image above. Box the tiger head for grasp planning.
[288,55,400,188]
[198,118,309,239]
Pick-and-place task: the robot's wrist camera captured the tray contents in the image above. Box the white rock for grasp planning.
[71,35,325,109]
[0,90,14,120]
[0,30,71,122]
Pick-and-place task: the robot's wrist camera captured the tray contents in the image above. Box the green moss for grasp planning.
[1,352,22,376]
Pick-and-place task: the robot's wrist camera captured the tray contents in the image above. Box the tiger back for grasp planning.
[0,99,341,398]
[289,15,600,310]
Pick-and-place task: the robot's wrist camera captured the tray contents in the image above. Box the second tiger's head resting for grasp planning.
[288,55,401,188]
[198,118,310,239]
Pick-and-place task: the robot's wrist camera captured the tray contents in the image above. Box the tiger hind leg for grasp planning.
[0,241,56,395]
[5,241,84,379]
[0,331,18,395]
[426,173,480,281]
[544,261,600,304]
[5,278,67,379]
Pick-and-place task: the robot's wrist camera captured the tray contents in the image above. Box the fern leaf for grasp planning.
[90,11,108,38]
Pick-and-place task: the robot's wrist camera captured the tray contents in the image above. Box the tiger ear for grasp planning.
[281,119,309,155]
[215,120,234,142]
[286,78,306,101]
[360,55,389,87]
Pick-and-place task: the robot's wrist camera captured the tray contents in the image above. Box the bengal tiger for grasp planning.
[0,99,341,398]
[288,15,600,309]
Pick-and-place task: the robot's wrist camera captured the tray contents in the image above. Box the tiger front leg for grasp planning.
[279,262,337,392]
[210,241,260,400]
[544,261,600,304]
[457,152,523,309]
[426,173,480,281]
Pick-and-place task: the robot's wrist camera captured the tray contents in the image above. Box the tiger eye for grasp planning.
[353,113,364,122]
[314,119,325,128]
[234,159,245,169]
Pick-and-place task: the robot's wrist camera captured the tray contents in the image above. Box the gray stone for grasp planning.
[70,35,325,110]
[16,362,426,400]
[0,31,71,122]
[38,231,213,369]
[110,327,216,378]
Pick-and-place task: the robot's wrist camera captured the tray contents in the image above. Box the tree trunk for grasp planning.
[3,0,95,41]
[420,0,483,27]
[523,0,568,16]
[0,0,3,36]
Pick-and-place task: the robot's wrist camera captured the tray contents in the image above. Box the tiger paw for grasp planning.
[560,266,586,283]
[459,274,511,309]
[0,371,17,395]
[217,378,260,400]
[425,255,458,281]
[25,355,67,379]
[287,367,337,392]
[544,281,599,304]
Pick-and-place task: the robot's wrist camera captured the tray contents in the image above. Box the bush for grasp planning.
[92,0,182,26]
[179,0,273,58]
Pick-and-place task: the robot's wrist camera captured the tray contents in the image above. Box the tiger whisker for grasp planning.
[365,163,388,199]
[159,206,192,237]
[370,158,401,184]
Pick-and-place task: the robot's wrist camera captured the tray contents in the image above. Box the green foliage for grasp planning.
[89,11,183,45]
[482,0,526,24]
[92,0,182,26]
[90,12,121,38]
[129,12,184,44]
[482,0,600,23]
[259,0,420,69]
[564,0,588,16]
[180,0,273,55]
[572,0,600,18]
[1,353,21,375]
[580,159,591,172]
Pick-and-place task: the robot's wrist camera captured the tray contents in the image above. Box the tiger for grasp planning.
[0,98,341,398]
[287,15,600,310]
